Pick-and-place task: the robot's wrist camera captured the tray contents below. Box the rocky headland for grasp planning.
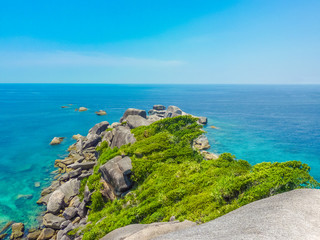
[3,105,319,240]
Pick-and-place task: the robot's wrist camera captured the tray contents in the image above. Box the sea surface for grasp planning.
[0,84,320,230]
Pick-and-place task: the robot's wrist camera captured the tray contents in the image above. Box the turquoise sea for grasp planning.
[0,84,320,230]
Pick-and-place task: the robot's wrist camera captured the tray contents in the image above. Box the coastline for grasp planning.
[2,105,209,240]
[1,103,319,240]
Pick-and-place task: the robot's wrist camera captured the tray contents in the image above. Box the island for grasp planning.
[3,105,319,240]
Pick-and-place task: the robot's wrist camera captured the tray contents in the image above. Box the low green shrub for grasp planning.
[79,116,319,240]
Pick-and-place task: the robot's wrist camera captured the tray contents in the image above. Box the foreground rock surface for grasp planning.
[101,220,195,240]
[155,189,320,240]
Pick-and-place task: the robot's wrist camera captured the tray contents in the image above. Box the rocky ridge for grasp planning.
[7,105,210,240]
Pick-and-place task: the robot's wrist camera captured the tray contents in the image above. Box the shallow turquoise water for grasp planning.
[0,84,319,230]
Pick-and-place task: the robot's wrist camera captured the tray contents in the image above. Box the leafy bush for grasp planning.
[80,116,319,240]
[90,191,105,212]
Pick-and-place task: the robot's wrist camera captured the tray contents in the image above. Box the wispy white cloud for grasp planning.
[0,50,185,68]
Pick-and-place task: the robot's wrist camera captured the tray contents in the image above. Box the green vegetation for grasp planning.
[80,116,319,240]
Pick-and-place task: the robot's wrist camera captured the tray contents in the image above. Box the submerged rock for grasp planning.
[10,223,24,239]
[50,137,64,145]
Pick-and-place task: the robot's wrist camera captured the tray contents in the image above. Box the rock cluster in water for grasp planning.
[4,105,209,240]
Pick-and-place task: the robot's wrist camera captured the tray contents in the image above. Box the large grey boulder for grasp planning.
[82,121,109,149]
[100,221,195,240]
[120,108,147,122]
[110,126,136,148]
[43,213,64,230]
[164,106,183,118]
[62,207,77,220]
[156,189,320,240]
[99,156,133,195]
[87,121,109,137]
[126,115,151,129]
[82,134,102,149]
[47,190,65,214]
[58,179,80,203]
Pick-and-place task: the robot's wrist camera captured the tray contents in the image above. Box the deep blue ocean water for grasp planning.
[0,84,320,230]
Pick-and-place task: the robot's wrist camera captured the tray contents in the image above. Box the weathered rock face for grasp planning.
[58,179,80,203]
[100,220,196,240]
[68,162,96,171]
[43,213,64,230]
[99,156,133,195]
[126,115,151,129]
[101,131,113,146]
[87,121,109,137]
[164,106,183,118]
[10,223,24,239]
[193,135,210,150]
[155,189,320,240]
[47,190,65,214]
[81,121,109,149]
[120,108,147,122]
[50,137,64,145]
[148,109,166,118]
[37,228,55,240]
[62,207,77,220]
[110,126,136,149]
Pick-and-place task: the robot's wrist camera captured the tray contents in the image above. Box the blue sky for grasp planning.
[0,0,319,84]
